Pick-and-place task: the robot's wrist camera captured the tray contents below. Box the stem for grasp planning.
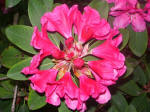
[0,77,8,81]
[13,13,19,25]
[11,85,18,112]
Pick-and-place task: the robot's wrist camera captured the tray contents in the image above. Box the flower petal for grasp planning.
[22,51,43,75]
[65,95,78,110]
[92,35,125,68]
[29,69,58,93]
[79,75,105,101]
[113,13,131,29]
[88,60,119,80]
[96,87,111,104]
[46,90,60,106]
[41,4,78,38]
[57,72,79,99]
[75,6,109,43]
[131,13,146,32]
[31,25,64,59]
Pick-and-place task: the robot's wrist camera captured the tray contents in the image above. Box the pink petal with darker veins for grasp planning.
[79,75,105,101]
[46,90,61,106]
[90,68,116,86]
[113,13,131,29]
[88,60,118,80]
[94,19,111,40]
[92,35,125,68]
[21,50,44,75]
[56,72,79,99]
[77,99,87,112]
[31,25,64,59]
[131,13,146,32]
[117,65,127,77]
[111,0,127,11]
[65,95,78,110]
[96,87,111,104]
[74,6,110,43]
[29,69,58,93]
[41,4,78,38]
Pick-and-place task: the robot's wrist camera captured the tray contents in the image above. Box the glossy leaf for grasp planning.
[131,93,150,112]
[83,55,99,61]
[124,58,139,78]
[144,62,150,81]
[120,29,129,50]
[49,33,65,48]
[125,104,137,112]
[0,80,14,91]
[112,93,128,112]
[6,0,21,8]
[5,25,36,54]
[119,80,142,96]
[89,40,104,50]
[133,66,147,86]
[28,0,53,28]
[129,30,148,57]
[19,15,31,25]
[39,57,54,70]
[18,104,29,112]
[89,0,109,19]
[0,99,12,112]
[28,89,46,110]
[7,58,31,80]
[58,101,72,112]
[1,46,28,68]
[0,87,13,99]
[108,105,119,112]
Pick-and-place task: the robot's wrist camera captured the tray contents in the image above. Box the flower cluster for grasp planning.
[106,0,150,32]
[22,4,126,112]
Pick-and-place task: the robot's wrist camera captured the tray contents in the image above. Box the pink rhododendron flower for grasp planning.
[108,0,150,32]
[22,4,126,112]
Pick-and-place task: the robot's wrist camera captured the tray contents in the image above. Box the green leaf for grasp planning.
[6,0,21,8]
[28,89,46,110]
[83,55,99,61]
[1,46,28,68]
[7,58,32,80]
[28,0,53,28]
[18,104,29,112]
[0,99,12,112]
[131,93,150,112]
[5,25,36,54]
[112,93,128,112]
[0,80,14,91]
[108,106,119,112]
[0,74,6,78]
[125,104,137,112]
[39,57,54,70]
[120,29,129,50]
[89,0,109,19]
[133,65,147,86]
[89,40,104,50]
[0,87,13,99]
[129,30,148,57]
[49,33,65,48]
[124,57,139,78]
[58,101,72,112]
[19,15,31,25]
[0,40,9,54]
[119,80,142,96]
[144,62,150,81]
